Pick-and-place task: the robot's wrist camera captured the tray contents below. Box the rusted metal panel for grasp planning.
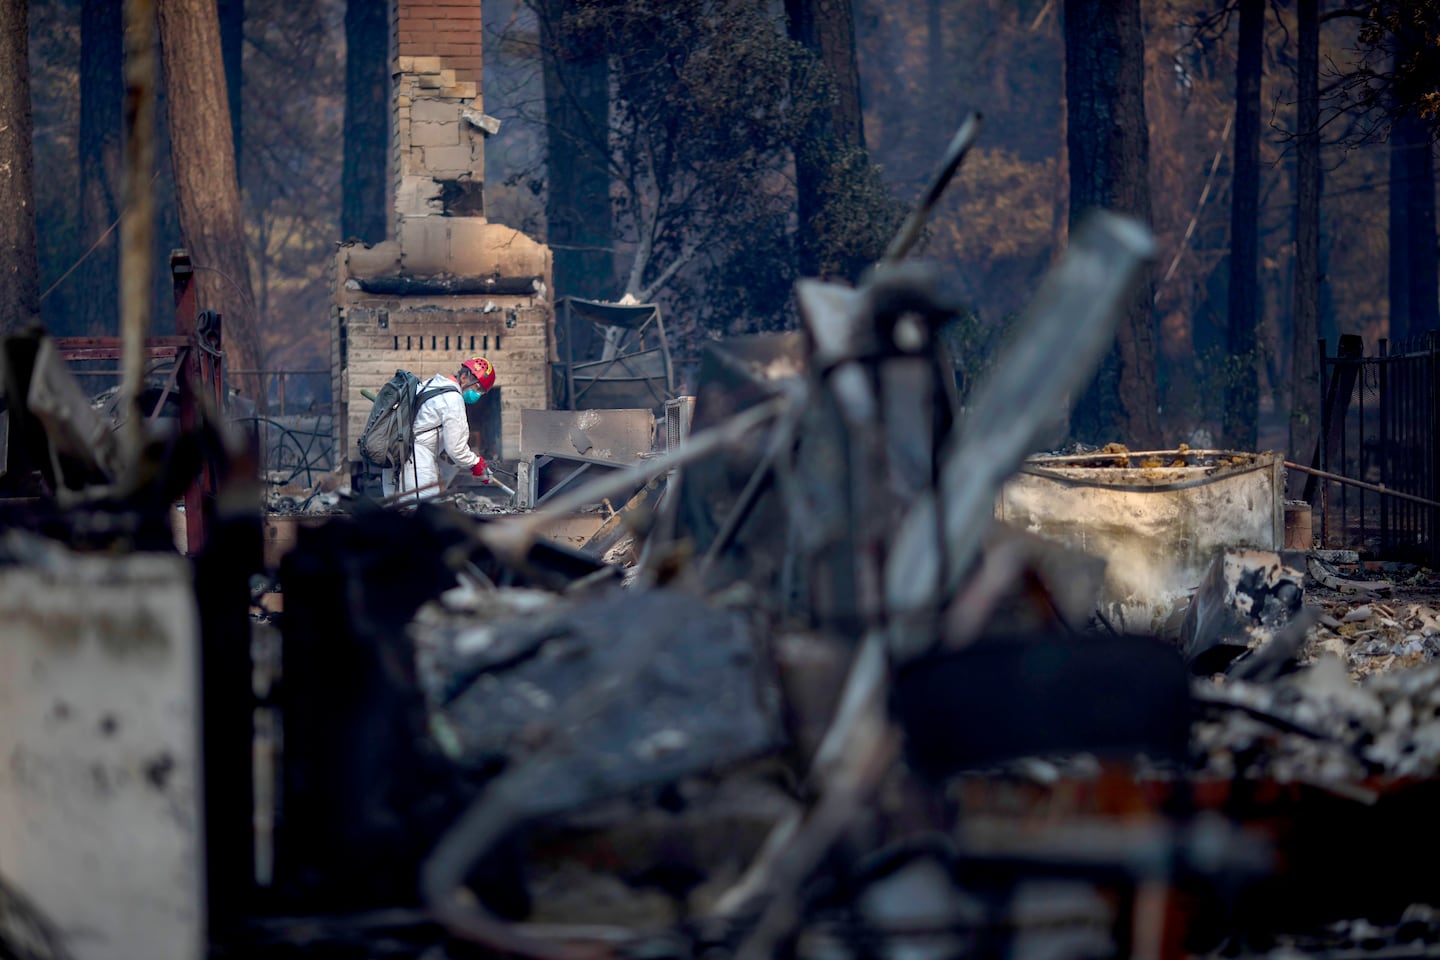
[518,408,655,464]
[0,544,204,960]
[54,335,190,362]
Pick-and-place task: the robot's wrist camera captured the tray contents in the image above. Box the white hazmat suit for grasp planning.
[381,374,482,502]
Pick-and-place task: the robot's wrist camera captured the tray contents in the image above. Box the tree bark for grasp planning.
[786,0,864,151]
[343,0,388,244]
[787,0,867,280]
[80,0,124,336]
[927,0,944,122]
[157,0,263,394]
[1290,0,1321,472]
[1225,0,1263,451]
[1062,0,1161,447]
[218,0,242,174]
[1409,138,1440,340]
[1387,91,1412,345]
[539,0,614,299]
[0,0,39,334]
[1389,25,1440,348]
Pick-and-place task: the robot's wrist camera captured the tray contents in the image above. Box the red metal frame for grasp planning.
[52,250,224,554]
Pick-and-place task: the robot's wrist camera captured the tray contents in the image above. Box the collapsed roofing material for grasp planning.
[418,590,781,954]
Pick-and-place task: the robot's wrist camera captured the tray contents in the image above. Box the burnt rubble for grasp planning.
[12,145,1440,960]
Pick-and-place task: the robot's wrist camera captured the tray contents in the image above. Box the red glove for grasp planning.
[470,457,490,481]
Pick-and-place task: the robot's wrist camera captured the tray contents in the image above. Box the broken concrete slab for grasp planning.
[1308,554,1394,597]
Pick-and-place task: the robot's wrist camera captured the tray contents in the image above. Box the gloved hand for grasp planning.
[470,458,490,482]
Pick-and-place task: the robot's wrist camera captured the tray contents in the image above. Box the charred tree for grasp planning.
[0,0,38,334]
[1387,24,1438,347]
[1408,137,1440,341]
[80,0,123,336]
[787,0,867,279]
[219,0,242,172]
[157,0,264,391]
[1290,0,1321,469]
[1388,117,1412,345]
[1224,0,1263,451]
[927,0,944,120]
[343,0,388,244]
[1062,0,1161,447]
[538,0,614,299]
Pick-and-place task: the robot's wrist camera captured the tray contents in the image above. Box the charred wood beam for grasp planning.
[347,276,543,297]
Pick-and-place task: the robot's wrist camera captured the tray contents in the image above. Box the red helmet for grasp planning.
[460,356,496,393]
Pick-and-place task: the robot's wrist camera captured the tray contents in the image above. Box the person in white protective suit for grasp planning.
[382,356,496,502]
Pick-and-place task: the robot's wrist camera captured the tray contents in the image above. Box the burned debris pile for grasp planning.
[10,153,1440,960]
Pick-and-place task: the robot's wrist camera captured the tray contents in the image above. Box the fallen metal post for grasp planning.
[880,112,983,264]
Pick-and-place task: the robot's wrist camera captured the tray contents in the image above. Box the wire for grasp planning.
[1157,115,1234,297]
[189,263,258,319]
[39,217,122,303]
[38,170,162,303]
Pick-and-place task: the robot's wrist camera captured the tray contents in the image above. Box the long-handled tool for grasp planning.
[481,469,516,497]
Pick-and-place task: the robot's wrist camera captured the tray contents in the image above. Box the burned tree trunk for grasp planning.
[1389,115,1412,344]
[538,0,614,300]
[157,0,264,394]
[80,0,123,336]
[343,0,388,244]
[1225,0,1263,451]
[1062,0,1161,447]
[1290,0,1321,469]
[218,0,242,174]
[1409,136,1440,340]
[0,0,39,334]
[787,0,867,280]
[1387,18,1440,347]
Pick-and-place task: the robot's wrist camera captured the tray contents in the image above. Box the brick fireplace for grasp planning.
[332,0,554,479]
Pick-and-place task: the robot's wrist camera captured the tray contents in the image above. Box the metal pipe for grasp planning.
[1284,460,1440,510]
[119,0,157,466]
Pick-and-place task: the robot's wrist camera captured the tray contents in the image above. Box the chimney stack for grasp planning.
[392,0,494,227]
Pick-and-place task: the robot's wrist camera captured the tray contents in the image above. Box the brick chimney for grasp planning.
[392,0,494,226]
[332,0,555,476]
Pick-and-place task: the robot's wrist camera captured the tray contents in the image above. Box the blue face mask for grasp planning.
[462,388,483,405]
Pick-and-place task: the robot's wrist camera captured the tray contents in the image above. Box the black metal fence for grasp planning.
[1312,333,1439,563]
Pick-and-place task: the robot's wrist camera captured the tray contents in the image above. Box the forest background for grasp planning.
[14,0,1440,459]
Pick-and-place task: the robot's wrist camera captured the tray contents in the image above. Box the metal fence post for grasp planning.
[1318,337,1329,547]
[1379,338,1390,555]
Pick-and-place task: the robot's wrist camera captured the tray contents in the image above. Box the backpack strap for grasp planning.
[412,382,462,436]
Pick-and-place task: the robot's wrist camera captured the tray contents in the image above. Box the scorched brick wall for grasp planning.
[395,0,481,83]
